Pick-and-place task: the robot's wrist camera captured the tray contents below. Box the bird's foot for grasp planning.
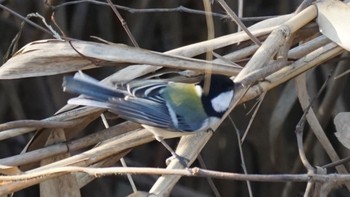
[166,153,189,168]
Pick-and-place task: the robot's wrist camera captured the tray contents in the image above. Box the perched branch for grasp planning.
[2,166,350,183]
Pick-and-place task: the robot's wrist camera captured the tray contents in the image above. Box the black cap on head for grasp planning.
[199,75,234,97]
[199,74,235,117]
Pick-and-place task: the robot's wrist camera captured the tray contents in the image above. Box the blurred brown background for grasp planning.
[2,0,350,197]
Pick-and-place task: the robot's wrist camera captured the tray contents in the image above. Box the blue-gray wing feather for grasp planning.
[63,72,197,131]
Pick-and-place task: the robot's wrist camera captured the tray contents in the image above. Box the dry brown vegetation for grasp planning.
[0,0,350,196]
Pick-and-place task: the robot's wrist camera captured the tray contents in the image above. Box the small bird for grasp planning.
[63,72,235,165]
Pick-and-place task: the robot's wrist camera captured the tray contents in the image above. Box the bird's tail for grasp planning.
[62,72,124,101]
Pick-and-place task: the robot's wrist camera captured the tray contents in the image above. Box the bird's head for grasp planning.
[198,75,235,118]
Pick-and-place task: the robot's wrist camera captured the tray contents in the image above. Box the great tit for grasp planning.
[63,72,235,165]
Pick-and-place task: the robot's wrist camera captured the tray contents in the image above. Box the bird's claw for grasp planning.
[165,153,189,168]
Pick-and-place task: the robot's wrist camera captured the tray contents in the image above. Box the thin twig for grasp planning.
[215,0,261,46]
[26,13,62,39]
[51,0,225,17]
[50,0,279,21]
[0,4,53,36]
[295,109,314,172]
[229,116,253,197]
[294,71,331,171]
[4,166,350,183]
[50,12,67,38]
[295,72,350,190]
[282,53,350,196]
[241,92,266,143]
[3,11,60,61]
[295,115,314,197]
[106,0,139,47]
[334,69,350,79]
[322,156,350,169]
[100,114,138,193]
[197,155,221,197]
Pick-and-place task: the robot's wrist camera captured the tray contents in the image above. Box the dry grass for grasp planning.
[0,0,349,196]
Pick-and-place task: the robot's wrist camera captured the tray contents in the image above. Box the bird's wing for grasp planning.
[68,96,179,130]
[108,97,174,128]
[63,72,194,131]
[126,80,168,97]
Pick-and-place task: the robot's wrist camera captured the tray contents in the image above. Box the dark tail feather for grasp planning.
[62,73,124,101]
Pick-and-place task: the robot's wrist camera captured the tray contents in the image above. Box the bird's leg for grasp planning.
[155,136,189,168]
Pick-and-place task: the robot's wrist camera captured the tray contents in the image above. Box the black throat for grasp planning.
[201,95,226,118]
[199,75,235,118]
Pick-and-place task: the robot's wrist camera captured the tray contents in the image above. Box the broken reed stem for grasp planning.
[241,43,343,103]
[0,107,103,140]
[0,3,349,195]
[234,5,317,84]
[0,122,140,166]
[0,129,155,195]
[0,120,76,131]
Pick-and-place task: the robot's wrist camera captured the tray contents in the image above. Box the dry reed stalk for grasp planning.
[0,1,349,196]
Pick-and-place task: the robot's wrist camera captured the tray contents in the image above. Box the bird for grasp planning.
[62,71,235,166]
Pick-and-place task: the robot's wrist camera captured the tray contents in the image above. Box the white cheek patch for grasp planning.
[195,85,203,97]
[211,91,233,113]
